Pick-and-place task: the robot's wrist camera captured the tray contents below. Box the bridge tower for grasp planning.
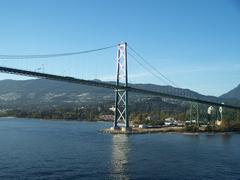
[113,42,129,130]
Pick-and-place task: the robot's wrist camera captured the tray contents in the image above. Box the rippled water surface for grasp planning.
[0,117,240,179]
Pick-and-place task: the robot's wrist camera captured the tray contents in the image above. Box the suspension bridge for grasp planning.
[0,42,239,130]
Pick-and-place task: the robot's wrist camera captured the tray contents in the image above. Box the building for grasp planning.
[99,115,114,121]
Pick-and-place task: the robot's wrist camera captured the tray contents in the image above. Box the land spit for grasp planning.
[102,126,236,135]
[102,126,184,134]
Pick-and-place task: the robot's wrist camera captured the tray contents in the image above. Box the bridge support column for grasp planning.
[190,102,199,126]
[113,43,129,130]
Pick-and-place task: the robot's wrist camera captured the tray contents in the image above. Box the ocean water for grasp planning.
[0,117,240,180]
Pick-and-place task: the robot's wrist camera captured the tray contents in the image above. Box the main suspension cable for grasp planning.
[0,44,117,59]
[128,44,179,87]
[128,51,169,85]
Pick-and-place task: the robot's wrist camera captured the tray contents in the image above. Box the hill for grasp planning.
[0,79,234,110]
[221,84,240,100]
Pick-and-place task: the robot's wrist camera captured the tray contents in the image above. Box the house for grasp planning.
[139,124,148,128]
[99,115,114,121]
[164,117,184,126]
[164,117,176,126]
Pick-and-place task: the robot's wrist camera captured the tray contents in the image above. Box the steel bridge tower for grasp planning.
[113,42,129,130]
[190,102,199,125]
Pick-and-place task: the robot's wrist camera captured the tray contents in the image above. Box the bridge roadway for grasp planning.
[0,66,239,110]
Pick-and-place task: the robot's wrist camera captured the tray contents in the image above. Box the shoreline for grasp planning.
[102,127,239,135]
[0,117,239,135]
[0,116,112,123]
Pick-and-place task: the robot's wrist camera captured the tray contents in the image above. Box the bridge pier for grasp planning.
[190,102,199,126]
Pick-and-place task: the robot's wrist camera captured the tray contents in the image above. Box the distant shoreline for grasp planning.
[0,116,112,123]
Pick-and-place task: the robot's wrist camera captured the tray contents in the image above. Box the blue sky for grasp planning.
[0,0,239,96]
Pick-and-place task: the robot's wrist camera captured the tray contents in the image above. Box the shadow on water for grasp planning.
[203,132,232,146]
[110,134,129,180]
[220,133,231,144]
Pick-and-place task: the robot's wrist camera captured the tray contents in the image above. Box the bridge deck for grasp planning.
[0,66,239,110]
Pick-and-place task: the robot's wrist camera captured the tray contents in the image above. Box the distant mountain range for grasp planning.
[221,84,240,100]
[0,79,238,109]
